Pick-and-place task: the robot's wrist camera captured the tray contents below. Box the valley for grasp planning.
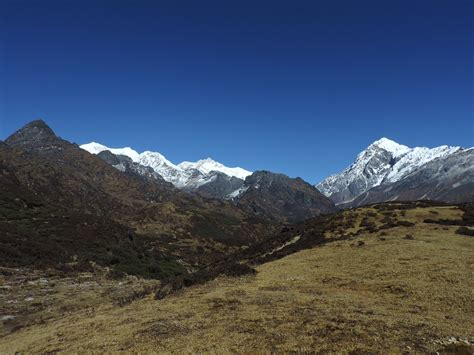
[0,120,473,353]
[1,203,473,353]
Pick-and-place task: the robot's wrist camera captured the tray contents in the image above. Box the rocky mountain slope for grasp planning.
[345,148,474,207]
[192,171,245,199]
[234,171,338,223]
[0,119,338,281]
[96,150,170,186]
[2,120,272,271]
[0,143,182,279]
[316,137,472,207]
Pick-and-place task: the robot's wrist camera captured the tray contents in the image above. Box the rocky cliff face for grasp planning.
[192,171,245,200]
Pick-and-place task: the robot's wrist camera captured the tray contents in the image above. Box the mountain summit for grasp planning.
[235,170,338,222]
[178,158,251,180]
[368,137,411,157]
[80,142,141,162]
[316,137,468,206]
[5,119,63,152]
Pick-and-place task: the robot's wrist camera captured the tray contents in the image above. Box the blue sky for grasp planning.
[1,0,473,183]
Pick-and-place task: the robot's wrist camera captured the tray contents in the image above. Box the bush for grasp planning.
[397,221,415,227]
[424,218,463,226]
[456,227,474,237]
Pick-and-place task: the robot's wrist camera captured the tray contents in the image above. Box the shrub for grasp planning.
[456,227,474,237]
[397,221,415,227]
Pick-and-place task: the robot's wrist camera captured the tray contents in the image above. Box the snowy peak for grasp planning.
[80,142,252,188]
[139,151,180,171]
[178,158,252,180]
[80,142,140,162]
[137,151,187,186]
[316,137,464,205]
[80,142,109,155]
[368,137,411,157]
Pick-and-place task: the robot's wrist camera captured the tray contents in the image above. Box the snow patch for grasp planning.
[226,186,249,200]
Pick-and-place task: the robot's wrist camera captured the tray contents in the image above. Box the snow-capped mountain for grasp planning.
[137,151,192,187]
[178,158,251,180]
[316,137,464,205]
[80,142,251,191]
[347,148,474,207]
[80,142,141,162]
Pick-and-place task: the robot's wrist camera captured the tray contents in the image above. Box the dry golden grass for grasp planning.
[1,205,473,353]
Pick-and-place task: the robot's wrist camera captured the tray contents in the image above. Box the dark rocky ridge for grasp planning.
[236,170,338,223]
[5,119,64,152]
[193,171,244,199]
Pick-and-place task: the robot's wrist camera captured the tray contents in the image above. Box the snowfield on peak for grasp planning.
[178,158,251,180]
[316,137,465,205]
[80,142,141,162]
[369,137,411,158]
[80,142,252,188]
[383,145,461,183]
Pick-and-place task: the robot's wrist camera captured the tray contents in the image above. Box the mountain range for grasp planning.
[1,118,473,351]
[81,135,473,210]
[81,142,251,188]
[80,139,337,220]
[0,120,276,276]
[1,119,472,228]
[0,119,339,277]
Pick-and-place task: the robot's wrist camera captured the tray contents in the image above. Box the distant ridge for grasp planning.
[80,141,251,190]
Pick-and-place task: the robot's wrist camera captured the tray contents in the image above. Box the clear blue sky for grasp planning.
[1,0,473,183]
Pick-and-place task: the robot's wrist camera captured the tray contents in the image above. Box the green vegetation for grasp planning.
[456,226,474,237]
[0,191,186,280]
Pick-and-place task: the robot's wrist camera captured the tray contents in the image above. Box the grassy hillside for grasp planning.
[1,124,274,272]
[1,203,473,353]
